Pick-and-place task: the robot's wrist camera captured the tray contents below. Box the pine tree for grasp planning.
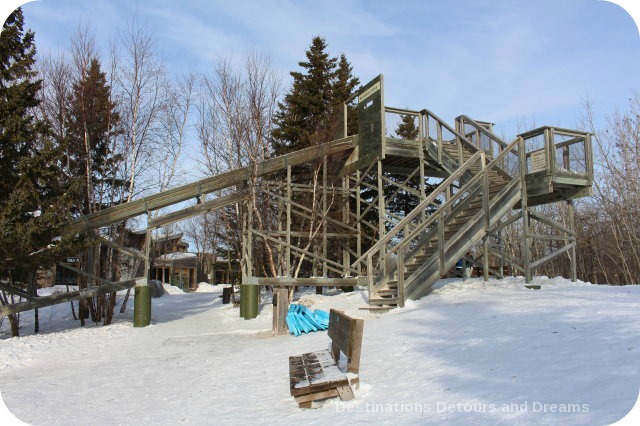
[64,57,123,325]
[271,37,359,280]
[395,114,419,141]
[0,8,41,201]
[272,36,359,156]
[0,9,79,336]
[65,57,123,215]
[387,114,439,218]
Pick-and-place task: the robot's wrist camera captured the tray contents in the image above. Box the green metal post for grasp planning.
[240,284,258,319]
[133,285,151,327]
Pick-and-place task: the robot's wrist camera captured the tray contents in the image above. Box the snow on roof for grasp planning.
[155,252,197,261]
[153,233,184,243]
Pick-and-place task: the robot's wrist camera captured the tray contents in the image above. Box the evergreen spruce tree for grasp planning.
[395,114,419,141]
[272,36,359,156]
[0,8,78,336]
[387,114,439,217]
[0,8,41,201]
[271,37,359,280]
[64,57,123,325]
[65,58,123,215]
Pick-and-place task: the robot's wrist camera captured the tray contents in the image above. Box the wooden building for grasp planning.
[150,233,197,291]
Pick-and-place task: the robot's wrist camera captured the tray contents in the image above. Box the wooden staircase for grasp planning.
[361,116,523,311]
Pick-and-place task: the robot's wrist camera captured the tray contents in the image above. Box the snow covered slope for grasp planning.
[1,277,639,424]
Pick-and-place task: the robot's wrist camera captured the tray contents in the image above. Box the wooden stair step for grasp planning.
[359,306,394,311]
[453,212,479,221]
[414,253,435,261]
[369,298,398,305]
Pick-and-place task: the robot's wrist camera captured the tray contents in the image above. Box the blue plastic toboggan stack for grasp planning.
[285,304,330,336]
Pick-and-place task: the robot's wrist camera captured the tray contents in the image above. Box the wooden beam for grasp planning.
[528,210,575,236]
[148,191,247,229]
[262,188,358,233]
[530,242,577,270]
[251,229,358,275]
[0,279,139,317]
[255,277,364,287]
[258,230,355,238]
[97,236,146,261]
[64,136,355,234]
[57,262,113,286]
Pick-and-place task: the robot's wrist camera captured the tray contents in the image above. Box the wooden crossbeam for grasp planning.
[57,262,112,286]
[487,246,524,273]
[255,277,364,287]
[287,251,348,276]
[251,229,358,275]
[148,191,247,229]
[528,211,575,236]
[530,242,576,270]
[261,188,358,233]
[0,279,139,317]
[259,230,355,238]
[382,175,422,198]
[64,136,355,234]
[97,236,146,261]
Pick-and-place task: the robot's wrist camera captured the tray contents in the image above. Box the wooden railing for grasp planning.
[357,135,526,305]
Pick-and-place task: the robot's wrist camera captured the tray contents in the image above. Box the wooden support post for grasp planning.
[518,137,533,283]
[568,200,577,282]
[277,182,284,276]
[356,170,362,273]
[241,196,253,284]
[497,229,505,277]
[377,160,385,275]
[482,153,489,282]
[286,165,292,277]
[273,286,289,335]
[419,133,427,222]
[523,216,532,284]
[342,176,349,276]
[143,226,152,281]
[322,156,328,278]
[397,248,405,308]
[482,236,489,282]
[133,285,151,327]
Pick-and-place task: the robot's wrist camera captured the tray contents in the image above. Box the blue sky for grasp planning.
[10,0,640,139]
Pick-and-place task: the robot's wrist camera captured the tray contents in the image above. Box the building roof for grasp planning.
[156,252,197,262]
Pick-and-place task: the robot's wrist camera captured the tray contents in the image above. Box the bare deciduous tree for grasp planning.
[198,52,281,278]
[116,12,164,202]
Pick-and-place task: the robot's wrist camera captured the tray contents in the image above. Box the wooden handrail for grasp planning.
[351,151,483,269]
[362,134,525,297]
[456,115,510,150]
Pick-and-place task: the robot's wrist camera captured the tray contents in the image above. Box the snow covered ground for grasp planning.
[1,277,639,425]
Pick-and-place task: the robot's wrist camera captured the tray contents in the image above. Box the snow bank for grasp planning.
[195,282,221,293]
[162,283,184,295]
[432,275,593,295]
[1,278,639,425]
